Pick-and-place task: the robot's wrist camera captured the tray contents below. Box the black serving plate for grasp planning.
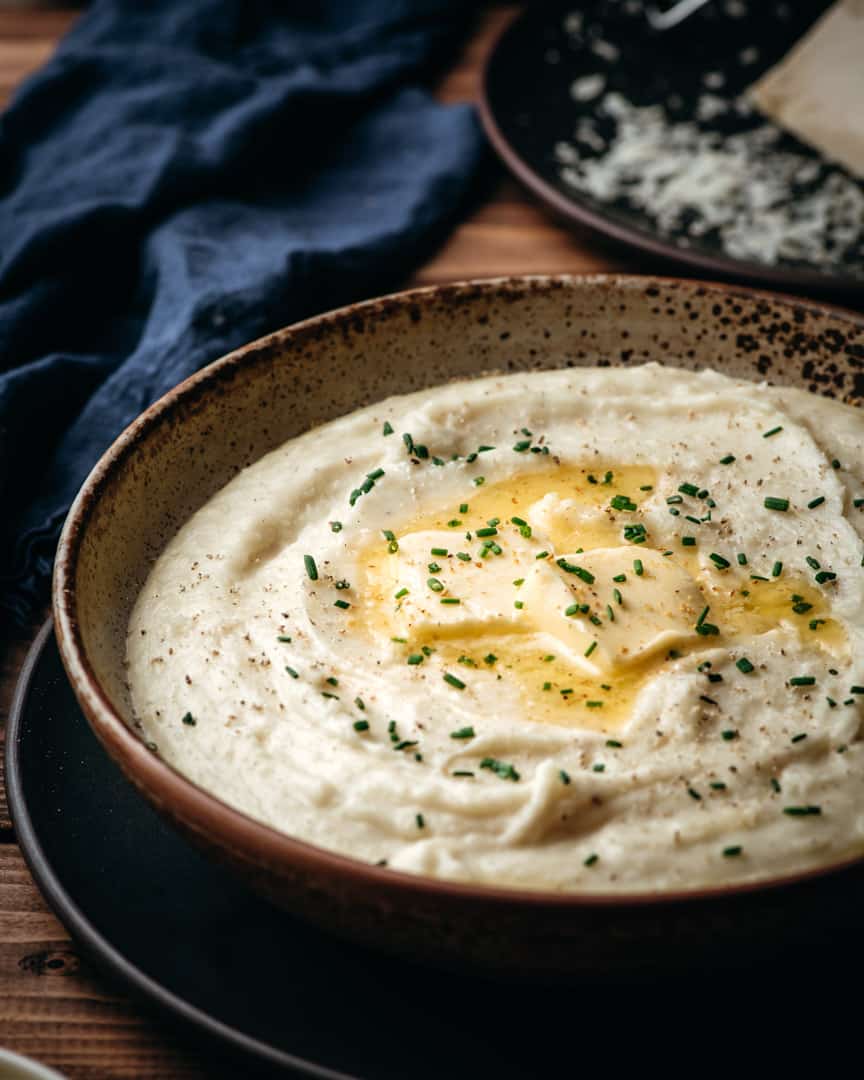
[480,0,863,294]
[5,622,864,1075]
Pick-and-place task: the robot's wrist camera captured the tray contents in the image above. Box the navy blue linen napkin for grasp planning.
[0,0,485,624]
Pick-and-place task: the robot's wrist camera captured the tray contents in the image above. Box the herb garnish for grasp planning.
[764,497,790,512]
[480,757,520,781]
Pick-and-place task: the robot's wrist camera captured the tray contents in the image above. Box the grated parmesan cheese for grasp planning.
[556,90,864,274]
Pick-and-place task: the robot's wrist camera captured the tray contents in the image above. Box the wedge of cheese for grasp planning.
[750,0,864,179]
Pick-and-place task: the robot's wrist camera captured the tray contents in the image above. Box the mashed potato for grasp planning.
[127,364,864,892]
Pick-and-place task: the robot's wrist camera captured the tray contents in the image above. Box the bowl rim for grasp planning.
[478,8,864,296]
[53,272,864,911]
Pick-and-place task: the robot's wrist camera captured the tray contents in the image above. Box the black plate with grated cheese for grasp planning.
[480,0,863,293]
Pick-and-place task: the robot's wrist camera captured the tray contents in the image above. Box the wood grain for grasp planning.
[0,5,631,1076]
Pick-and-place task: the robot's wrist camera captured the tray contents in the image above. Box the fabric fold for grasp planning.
[0,0,485,623]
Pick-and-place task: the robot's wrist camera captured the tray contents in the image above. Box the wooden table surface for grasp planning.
[0,7,853,1079]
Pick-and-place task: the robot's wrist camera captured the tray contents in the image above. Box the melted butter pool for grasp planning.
[349,465,846,733]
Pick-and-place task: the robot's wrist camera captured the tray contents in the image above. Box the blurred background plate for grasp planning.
[480,1,863,294]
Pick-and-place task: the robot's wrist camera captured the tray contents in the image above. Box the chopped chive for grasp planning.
[475,527,498,538]
[792,601,812,614]
[723,846,742,858]
[667,495,684,505]
[764,497,789,512]
[678,483,700,497]
[682,536,696,547]
[610,494,637,512]
[330,521,342,533]
[832,459,842,469]
[441,597,461,605]
[453,771,474,778]
[334,599,350,610]
[772,561,783,578]
[473,477,485,487]
[382,421,394,436]
[710,782,727,791]
[640,484,653,491]
[513,440,531,452]
[556,558,595,584]
[606,739,623,748]
[285,666,299,679]
[687,787,702,801]
[613,573,627,583]
[613,588,623,606]
[355,697,366,711]
[427,577,444,592]
[736,657,755,674]
[354,719,370,732]
[303,555,318,581]
[585,641,598,658]
[450,727,475,739]
[592,761,605,770]
[807,496,825,509]
[854,498,864,509]
[791,733,808,743]
[770,778,781,793]
[587,702,604,710]
[783,805,821,816]
[559,769,571,785]
[789,676,816,687]
[623,523,648,543]
[633,559,644,576]
[443,672,465,690]
[480,757,520,781]
[810,619,826,631]
[407,654,424,665]
[815,570,837,584]
[535,550,549,560]
[584,853,599,867]
[709,553,730,570]
[763,426,783,438]
[181,712,196,727]
[431,547,448,557]
[721,729,738,740]
[277,635,292,643]
[736,553,747,566]
[720,454,735,465]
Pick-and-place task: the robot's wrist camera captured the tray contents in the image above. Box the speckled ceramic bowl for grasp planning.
[53,275,864,978]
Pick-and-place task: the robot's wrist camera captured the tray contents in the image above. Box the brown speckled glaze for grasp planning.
[53,276,864,978]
